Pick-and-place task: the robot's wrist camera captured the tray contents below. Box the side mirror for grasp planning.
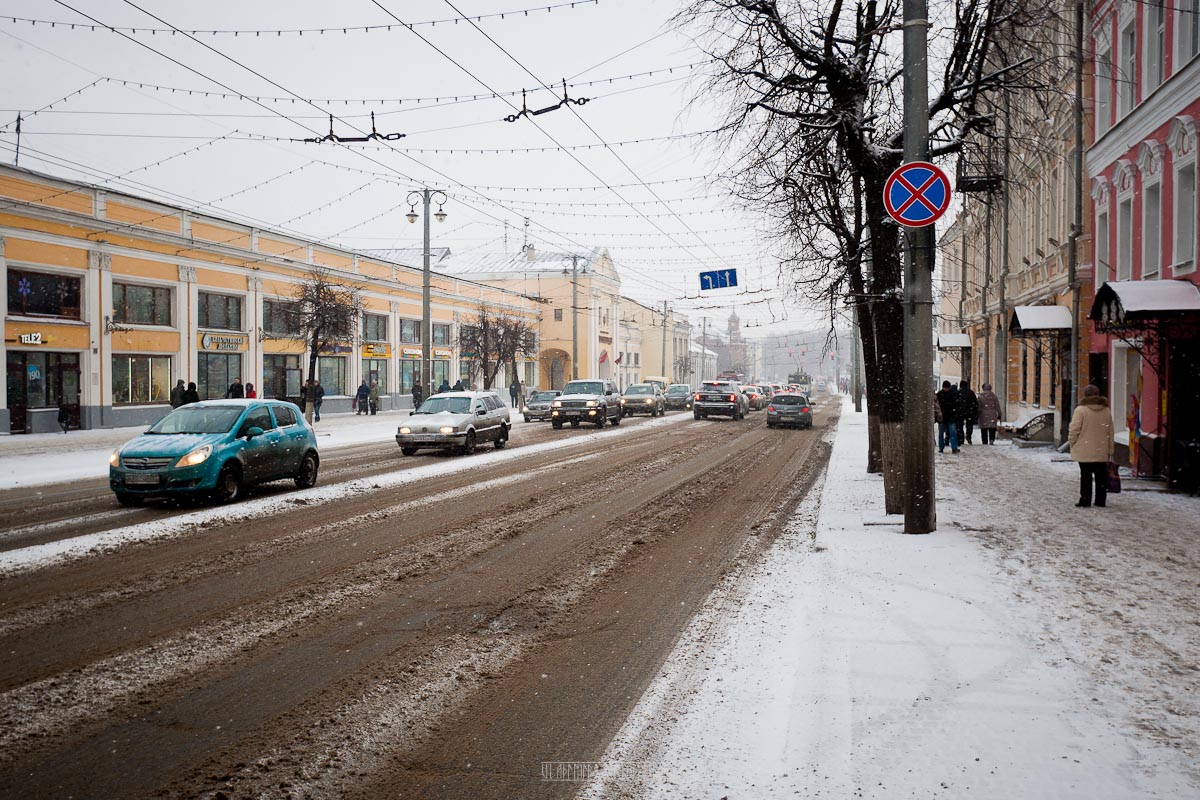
[476,408,486,416]
[244,426,265,439]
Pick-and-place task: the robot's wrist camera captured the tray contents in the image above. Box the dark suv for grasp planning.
[693,380,748,420]
[550,379,623,428]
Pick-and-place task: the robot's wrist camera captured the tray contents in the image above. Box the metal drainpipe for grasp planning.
[997,91,1012,419]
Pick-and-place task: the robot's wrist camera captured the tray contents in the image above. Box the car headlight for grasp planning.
[644,398,653,404]
[399,426,411,434]
[109,449,120,467]
[176,444,212,468]
[586,400,597,407]
[439,426,456,435]
[552,400,563,408]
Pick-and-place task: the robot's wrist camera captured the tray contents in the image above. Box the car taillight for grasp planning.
[767,405,776,412]
[729,394,736,402]
[695,393,702,401]
[802,407,810,413]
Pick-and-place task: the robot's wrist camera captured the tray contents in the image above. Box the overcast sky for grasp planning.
[0,0,836,336]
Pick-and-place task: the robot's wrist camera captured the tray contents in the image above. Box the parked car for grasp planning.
[622,383,666,417]
[740,385,764,411]
[766,393,813,429]
[397,391,510,455]
[693,380,748,420]
[522,389,561,422]
[109,399,319,506]
[664,383,694,410]
[551,379,623,428]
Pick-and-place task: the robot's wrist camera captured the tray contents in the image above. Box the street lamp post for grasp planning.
[562,254,589,380]
[407,189,447,394]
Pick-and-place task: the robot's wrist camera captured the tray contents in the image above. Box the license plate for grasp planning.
[124,473,160,486]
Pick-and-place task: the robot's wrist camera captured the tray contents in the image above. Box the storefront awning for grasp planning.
[1089,280,1200,325]
[936,333,972,350]
[1010,305,1072,337]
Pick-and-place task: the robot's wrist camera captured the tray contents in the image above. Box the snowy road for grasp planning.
[0,403,835,798]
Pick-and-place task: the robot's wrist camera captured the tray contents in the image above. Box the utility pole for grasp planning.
[661,300,669,379]
[998,92,1012,420]
[407,189,447,393]
[901,0,936,533]
[1066,0,1084,438]
[562,254,588,380]
[701,317,709,382]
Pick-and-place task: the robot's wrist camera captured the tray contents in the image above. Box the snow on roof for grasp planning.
[1094,280,1200,314]
[437,247,607,276]
[937,333,972,349]
[1011,305,1072,332]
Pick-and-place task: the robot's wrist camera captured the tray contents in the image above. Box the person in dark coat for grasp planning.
[441,379,454,393]
[412,381,424,408]
[182,382,200,405]
[57,402,71,434]
[509,378,521,408]
[226,377,244,399]
[452,379,465,392]
[355,380,370,415]
[977,383,1002,444]
[368,380,380,415]
[957,380,979,445]
[312,380,325,421]
[935,380,960,453]
[170,379,186,408]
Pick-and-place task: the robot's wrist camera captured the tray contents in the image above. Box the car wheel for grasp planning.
[767,422,776,428]
[524,414,532,423]
[611,412,621,426]
[400,446,418,456]
[294,452,319,488]
[114,492,144,508]
[460,430,477,456]
[552,420,563,430]
[494,424,508,449]
[213,464,242,504]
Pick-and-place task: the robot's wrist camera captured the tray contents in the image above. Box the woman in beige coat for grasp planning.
[1068,384,1115,507]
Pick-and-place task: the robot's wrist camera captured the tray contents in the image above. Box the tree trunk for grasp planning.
[857,301,883,474]
[304,328,320,425]
[878,419,905,514]
[872,297,906,514]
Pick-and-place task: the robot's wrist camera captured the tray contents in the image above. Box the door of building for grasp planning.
[5,351,81,433]
[6,351,26,434]
[1167,340,1200,491]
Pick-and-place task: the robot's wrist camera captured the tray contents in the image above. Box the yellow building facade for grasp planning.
[1,165,539,433]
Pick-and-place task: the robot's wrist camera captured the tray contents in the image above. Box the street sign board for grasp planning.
[883,161,951,228]
[699,269,738,290]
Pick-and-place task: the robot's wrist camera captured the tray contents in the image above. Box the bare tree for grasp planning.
[457,304,537,391]
[678,0,1060,511]
[292,268,364,422]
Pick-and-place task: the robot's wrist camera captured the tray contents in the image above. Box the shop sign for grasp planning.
[201,332,248,352]
[18,332,43,345]
[433,347,453,360]
[401,347,422,360]
[362,343,392,358]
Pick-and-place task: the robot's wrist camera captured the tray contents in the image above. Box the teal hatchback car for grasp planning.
[109,399,319,506]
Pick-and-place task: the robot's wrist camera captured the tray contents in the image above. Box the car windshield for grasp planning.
[667,385,690,395]
[416,397,472,414]
[148,406,243,434]
[741,387,757,394]
[701,382,731,391]
[531,391,559,401]
[626,386,652,395]
[563,381,604,395]
[773,395,804,406]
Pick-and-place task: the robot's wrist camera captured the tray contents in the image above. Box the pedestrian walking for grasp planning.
[226,377,244,399]
[936,380,961,453]
[170,379,186,408]
[244,382,257,399]
[182,382,200,405]
[412,381,424,408]
[355,380,370,415]
[368,380,380,415]
[958,380,979,445]
[976,383,1001,444]
[509,378,520,408]
[57,401,71,434]
[312,380,325,421]
[1069,384,1115,508]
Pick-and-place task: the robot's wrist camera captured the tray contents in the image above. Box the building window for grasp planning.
[318,356,347,395]
[362,358,388,392]
[113,282,172,326]
[1111,345,1142,434]
[1143,181,1162,279]
[1021,344,1029,402]
[1096,210,1111,280]
[433,323,451,345]
[7,269,82,319]
[1095,43,1112,137]
[1119,22,1137,116]
[1049,345,1058,409]
[197,352,241,400]
[112,354,172,404]
[1182,0,1200,62]
[1175,162,1197,274]
[363,313,388,342]
[198,292,243,331]
[1147,0,1166,91]
[263,353,301,399]
[554,308,564,322]
[399,319,421,344]
[1033,346,1043,406]
[263,299,302,336]
[1117,197,1133,280]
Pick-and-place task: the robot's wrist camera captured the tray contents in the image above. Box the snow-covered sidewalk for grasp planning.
[586,397,1199,799]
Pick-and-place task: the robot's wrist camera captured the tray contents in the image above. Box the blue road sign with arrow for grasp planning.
[699,269,738,290]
